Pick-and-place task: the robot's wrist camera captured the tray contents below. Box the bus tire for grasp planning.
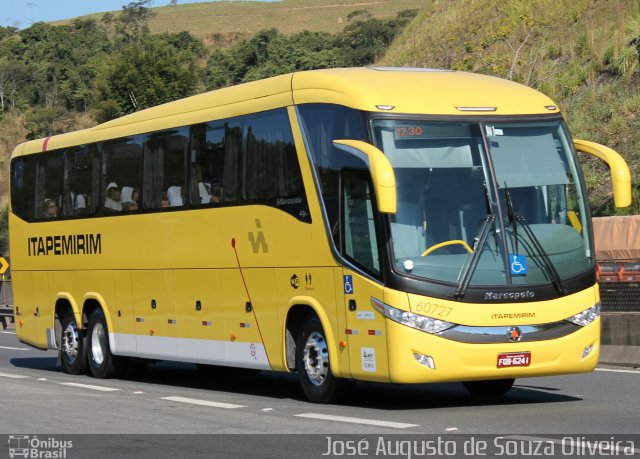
[462,378,515,397]
[86,309,125,379]
[60,310,87,375]
[296,315,346,404]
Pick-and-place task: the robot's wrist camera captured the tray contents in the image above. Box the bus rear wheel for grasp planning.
[86,309,126,379]
[462,378,515,397]
[296,315,346,404]
[60,310,87,375]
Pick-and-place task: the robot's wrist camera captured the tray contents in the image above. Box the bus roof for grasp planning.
[13,67,560,157]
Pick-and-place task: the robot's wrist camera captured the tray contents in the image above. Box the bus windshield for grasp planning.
[372,118,592,287]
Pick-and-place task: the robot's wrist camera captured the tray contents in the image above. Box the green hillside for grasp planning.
[379,0,640,214]
[56,0,427,41]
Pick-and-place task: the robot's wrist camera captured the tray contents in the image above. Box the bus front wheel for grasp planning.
[60,310,87,375]
[296,315,347,404]
[86,309,126,379]
[462,378,515,397]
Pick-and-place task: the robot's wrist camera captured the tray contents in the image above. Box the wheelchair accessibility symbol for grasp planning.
[343,275,354,294]
[510,255,528,275]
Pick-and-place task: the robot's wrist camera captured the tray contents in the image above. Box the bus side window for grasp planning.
[64,144,98,218]
[341,172,381,277]
[11,156,37,221]
[103,136,144,214]
[35,152,64,220]
[190,122,225,205]
[242,108,310,222]
[143,129,188,211]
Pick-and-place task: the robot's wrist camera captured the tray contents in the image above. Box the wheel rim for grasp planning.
[91,322,106,366]
[303,332,329,386]
[62,321,80,364]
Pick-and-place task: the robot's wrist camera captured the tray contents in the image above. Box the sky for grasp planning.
[1,0,279,29]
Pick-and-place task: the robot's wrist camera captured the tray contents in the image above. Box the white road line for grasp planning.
[0,330,16,334]
[0,371,28,379]
[0,345,30,351]
[295,413,419,429]
[595,367,640,374]
[59,382,120,392]
[161,396,246,409]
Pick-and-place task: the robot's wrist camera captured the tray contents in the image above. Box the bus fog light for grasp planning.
[581,343,594,360]
[413,353,436,370]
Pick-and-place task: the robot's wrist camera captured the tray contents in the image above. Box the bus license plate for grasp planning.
[497,352,531,368]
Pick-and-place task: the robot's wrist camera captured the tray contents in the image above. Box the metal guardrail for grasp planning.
[0,280,14,330]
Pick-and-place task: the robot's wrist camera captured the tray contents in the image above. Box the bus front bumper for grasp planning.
[386,318,600,384]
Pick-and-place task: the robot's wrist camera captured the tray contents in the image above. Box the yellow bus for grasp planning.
[9,67,632,403]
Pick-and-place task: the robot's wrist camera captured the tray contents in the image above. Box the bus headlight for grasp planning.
[371,297,454,334]
[566,303,601,327]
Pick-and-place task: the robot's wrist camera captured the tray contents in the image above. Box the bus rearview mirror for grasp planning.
[573,139,632,208]
[333,139,397,214]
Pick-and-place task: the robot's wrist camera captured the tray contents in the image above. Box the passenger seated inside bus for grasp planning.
[103,182,123,214]
[121,186,141,212]
[167,186,183,207]
[42,199,59,218]
[71,191,88,216]
[198,177,222,204]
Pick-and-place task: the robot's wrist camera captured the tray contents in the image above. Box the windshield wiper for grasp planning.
[453,182,495,299]
[453,214,495,299]
[503,185,567,296]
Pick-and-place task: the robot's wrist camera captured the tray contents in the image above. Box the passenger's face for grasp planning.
[46,202,58,216]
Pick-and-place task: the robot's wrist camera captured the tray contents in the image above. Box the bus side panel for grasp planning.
[341,269,390,382]
[242,268,282,371]
[220,269,270,369]
[112,270,135,355]
[131,270,177,359]
[174,269,223,343]
[77,270,117,329]
[12,272,39,348]
[31,271,50,349]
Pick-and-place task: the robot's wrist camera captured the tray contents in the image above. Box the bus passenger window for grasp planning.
[242,109,310,222]
[342,173,381,276]
[35,152,64,220]
[11,156,37,221]
[64,144,99,218]
[144,128,189,210]
[103,136,143,215]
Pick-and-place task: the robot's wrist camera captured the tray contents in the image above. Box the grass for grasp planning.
[55,0,427,40]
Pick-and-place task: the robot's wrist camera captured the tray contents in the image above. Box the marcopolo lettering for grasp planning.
[27,234,102,256]
[484,290,535,301]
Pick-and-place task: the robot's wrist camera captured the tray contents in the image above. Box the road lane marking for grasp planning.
[0,371,28,379]
[595,367,640,374]
[161,396,246,409]
[0,331,16,334]
[59,382,120,392]
[295,413,419,429]
[0,345,30,351]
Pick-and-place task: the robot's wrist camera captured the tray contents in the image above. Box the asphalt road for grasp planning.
[0,328,638,457]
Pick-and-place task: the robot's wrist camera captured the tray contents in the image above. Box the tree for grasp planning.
[100,38,197,116]
[116,0,156,43]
